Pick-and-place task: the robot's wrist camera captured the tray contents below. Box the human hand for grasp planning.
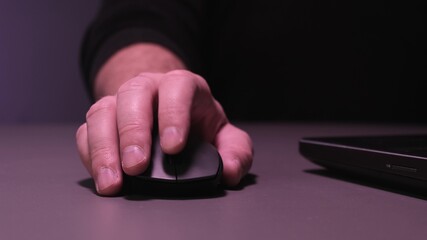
[76,70,253,196]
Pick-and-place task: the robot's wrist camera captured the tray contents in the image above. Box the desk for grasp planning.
[1,123,427,239]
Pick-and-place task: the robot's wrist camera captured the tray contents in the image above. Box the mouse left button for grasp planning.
[137,137,176,181]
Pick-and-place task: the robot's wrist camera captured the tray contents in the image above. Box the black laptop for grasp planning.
[299,134,427,191]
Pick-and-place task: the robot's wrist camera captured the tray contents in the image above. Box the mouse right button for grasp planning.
[175,142,222,181]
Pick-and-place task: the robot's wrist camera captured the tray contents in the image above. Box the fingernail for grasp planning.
[161,127,183,149]
[96,167,118,192]
[122,145,145,169]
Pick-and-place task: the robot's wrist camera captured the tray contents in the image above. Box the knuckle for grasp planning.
[86,96,116,120]
[165,70,200,85]
[158,105,189,124]
[160,103,187,115]
[137,72,159,79]
[166,69,193,78]
[75,123,87,141]
[118,121,149,138]
[118,77,156,95]
[90,145,117,167]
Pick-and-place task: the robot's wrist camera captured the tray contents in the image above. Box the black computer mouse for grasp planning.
[129,134,223,195]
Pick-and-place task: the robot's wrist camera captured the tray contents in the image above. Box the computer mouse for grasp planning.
[129,134,223,195]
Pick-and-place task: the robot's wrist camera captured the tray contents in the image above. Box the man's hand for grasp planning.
[76,69,253,196]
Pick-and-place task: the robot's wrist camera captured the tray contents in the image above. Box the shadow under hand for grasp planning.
[225,173,258,191]
[78,178,97,194]
[77,177,227,200]
[123,182,227,201]
[77,173,258,200]
[305,169,427,200]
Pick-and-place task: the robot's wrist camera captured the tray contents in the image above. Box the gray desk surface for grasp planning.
[1,123,427,239]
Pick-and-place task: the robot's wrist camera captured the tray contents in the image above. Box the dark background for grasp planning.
[1,1,425,124]
[0,1,100,123]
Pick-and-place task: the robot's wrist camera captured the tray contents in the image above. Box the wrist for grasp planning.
[94,43,186,99]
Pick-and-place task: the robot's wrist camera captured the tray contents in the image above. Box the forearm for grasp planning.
[94,43,186,99]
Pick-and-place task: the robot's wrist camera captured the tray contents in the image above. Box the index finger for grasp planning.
[116,74,160,176]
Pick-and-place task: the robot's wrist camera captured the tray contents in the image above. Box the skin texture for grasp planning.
[76,43,253,196]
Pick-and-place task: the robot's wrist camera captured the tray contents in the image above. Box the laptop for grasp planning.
[299,134,427,191]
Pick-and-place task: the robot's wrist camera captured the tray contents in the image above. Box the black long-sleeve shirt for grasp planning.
[81,0,427,122]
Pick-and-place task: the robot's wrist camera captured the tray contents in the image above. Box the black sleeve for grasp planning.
[80,0,209,96]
